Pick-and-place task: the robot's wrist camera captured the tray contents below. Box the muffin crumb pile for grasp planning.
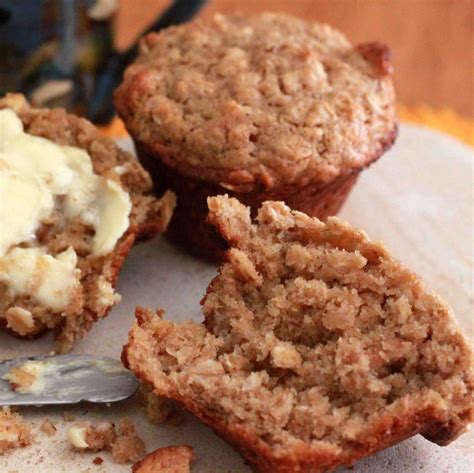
[68,418,145,464]
[137,384,173,424]
[0,407,32,455]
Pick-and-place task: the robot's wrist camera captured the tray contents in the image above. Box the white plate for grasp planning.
[1,124,472,472]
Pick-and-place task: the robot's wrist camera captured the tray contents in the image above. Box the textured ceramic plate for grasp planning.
[1,124,472,472]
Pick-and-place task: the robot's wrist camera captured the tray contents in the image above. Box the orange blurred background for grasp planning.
[115,0,473,118]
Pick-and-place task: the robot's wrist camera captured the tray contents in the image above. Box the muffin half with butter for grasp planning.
[0,94,175,352]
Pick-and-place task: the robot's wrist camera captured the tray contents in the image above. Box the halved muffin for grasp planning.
[123,196,473,472]
[0,94,175,352]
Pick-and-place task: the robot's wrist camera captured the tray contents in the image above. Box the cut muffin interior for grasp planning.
[123,196,473,472]
[0,94,175,352]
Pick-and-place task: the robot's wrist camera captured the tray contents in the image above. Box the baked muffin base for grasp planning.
[135,127,396,261]
[137,145,359,261]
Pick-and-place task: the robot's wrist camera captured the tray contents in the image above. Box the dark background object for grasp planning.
[87,0,207,124]
[0,0,207,123]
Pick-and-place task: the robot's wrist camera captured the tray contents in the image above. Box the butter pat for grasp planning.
[0,108,131,313]
[2,360,55,395]
[97,275,121,310]
[60,146,132,256]
[92,179,132,256]
[0,159,54,257]
[0,247,80,312]
[0,108,23,143]
[0,109,131,258]
[67,426,89,449]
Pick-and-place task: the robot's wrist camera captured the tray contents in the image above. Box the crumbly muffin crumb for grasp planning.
[123,196,473,472]
[132,445,194,473]
[138,384,173,424]
[111,419,146,464]
[0,407,32,455]
[40,419,57,436]
[68,418,145,464]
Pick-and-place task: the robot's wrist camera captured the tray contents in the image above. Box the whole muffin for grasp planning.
[115,13,397,260]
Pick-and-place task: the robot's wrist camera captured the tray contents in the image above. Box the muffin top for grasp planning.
[115,13,397,191]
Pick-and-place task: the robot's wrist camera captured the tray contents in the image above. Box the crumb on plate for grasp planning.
[68,418,145,464]
[0,407,32,454]
[132,445,194,473]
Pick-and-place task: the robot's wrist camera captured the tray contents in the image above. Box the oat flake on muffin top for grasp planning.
[115,13,397,191]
